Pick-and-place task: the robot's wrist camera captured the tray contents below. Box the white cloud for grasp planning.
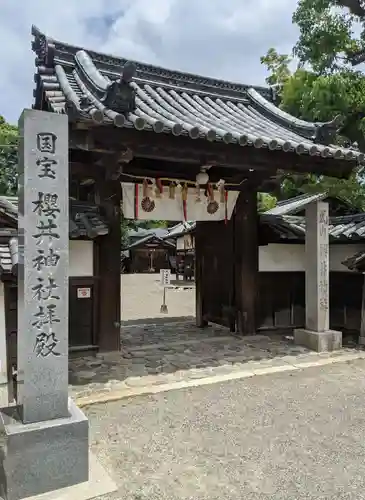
[0,0,298,124]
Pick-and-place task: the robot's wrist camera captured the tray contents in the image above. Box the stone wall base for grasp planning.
[294,329,342,352]
[0,398,88,500]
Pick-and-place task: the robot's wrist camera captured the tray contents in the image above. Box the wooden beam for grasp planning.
[84,126,352,178]
[234,188,258,335]
[71,154,268,186]
[70,160,101,179]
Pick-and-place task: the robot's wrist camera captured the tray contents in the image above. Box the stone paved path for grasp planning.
[68,321,362,403]
[68,273,363,405]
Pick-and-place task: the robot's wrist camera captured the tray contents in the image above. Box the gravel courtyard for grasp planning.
[89,359,365,500]
[76,274,365,499]
[121,273,195,322]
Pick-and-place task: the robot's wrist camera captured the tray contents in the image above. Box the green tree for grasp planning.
[0,115,18,195]
[260,43,365,207]
[257,192,277,212]
[290,0,365,149]
[261,48,292,86]
[293,0,365,74]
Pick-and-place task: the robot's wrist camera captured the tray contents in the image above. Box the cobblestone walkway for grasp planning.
[68,321,361,402]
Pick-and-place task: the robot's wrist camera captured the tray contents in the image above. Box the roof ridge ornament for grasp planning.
[100,61,137,114]
[313,115,344,145]
[31,25,55,68]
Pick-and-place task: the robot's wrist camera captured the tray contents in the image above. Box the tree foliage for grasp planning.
[260,48,292,87]
[0,115,18,196]
[257,192,277,213]
[260,1,365,209]
[293,0,365,73]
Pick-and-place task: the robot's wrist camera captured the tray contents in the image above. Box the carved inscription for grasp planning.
[32,133,62,357]
[318,208,329,311]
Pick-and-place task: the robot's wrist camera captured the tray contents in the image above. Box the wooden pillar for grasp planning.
[95,177,121,351]
[234,189,258,335]
[195,222,208,328]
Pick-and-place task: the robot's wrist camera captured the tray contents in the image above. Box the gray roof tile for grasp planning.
[264,192,329,215]
[165,222,196,238]
[261,213,365,241]
[342,250,365,272]
[128,227,169,239]
[31,26,364,163]
[125,234,175,251]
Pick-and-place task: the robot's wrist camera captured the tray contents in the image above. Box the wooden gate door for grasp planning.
[196,220,235,329]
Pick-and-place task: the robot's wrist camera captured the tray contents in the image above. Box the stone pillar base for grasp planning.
[358,337,365,346]
[0,398,89,500]
[294,328,342,352]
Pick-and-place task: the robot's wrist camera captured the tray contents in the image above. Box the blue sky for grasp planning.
[0,0,299,124]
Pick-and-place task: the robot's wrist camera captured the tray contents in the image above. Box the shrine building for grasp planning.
[22,25,364,354]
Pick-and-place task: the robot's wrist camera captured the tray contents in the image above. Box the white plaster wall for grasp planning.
[69,240,93,277]
[259,243,365,273]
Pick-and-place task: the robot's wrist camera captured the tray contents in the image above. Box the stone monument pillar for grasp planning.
[0,109,89,500]
[294,201,342,352]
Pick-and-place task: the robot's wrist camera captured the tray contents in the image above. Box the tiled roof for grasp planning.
[154,190,365,242]
[261,213,365,242]
[1,197,18,209]
[0,196,18,226]
[125,234,175,251]
[264,192,329,215]
[127,227,169,239]
[165,222,196,239]
[0,196,109,239]
[69,201,109,239]
[31,26,363,162]
[0,230,18,274]
[167,214,365,242]
[342,251,365,272]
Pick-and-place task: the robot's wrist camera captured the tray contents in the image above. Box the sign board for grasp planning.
[77,287,91,299]
[160,269,171,286]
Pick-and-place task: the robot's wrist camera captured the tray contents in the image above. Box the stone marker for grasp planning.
[294,201,342,351]
[0,109,89,500]
[17,110,69,423]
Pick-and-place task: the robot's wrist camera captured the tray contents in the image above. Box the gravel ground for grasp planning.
[88,359,365,500]
[121,274,195,321]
